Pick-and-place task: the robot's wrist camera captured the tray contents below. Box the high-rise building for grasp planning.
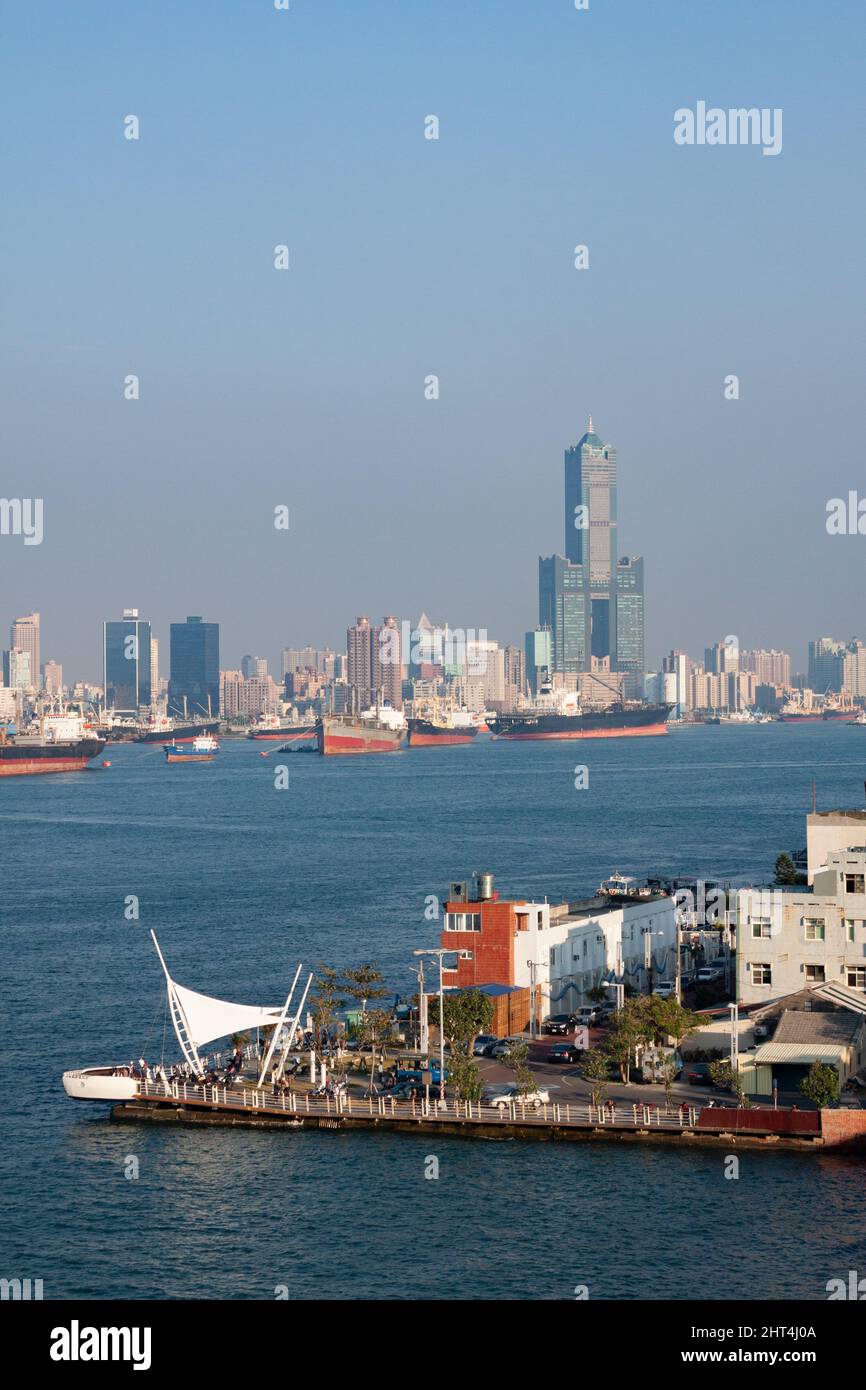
[503,644,525,704]
[842,641,866,700]
[103,609,152,710]
[3,648,31,688]
[564,419,617,662]
[43,660,63,694]
[615,556,645,676]
[281,646,317,676]
[808,637,846,693]
[347,615,403,710]
[741,649,791,686]
[150,637,159,699]
[169,615,220,717]
[11,613,40,691]
[541,421,644,675]
[524,627,553,694]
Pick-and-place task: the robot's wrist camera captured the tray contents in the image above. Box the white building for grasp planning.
[736,847,866,1006]
[512,894,677,1017]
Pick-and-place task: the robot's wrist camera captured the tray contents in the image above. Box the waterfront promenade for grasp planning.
[112,1075,851,1152]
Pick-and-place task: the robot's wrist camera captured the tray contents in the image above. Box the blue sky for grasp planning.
[1,0,864,679]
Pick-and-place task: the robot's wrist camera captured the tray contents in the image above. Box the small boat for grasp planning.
[62,930,312,1101]
[164,734,220,763]
[847,711,866,726]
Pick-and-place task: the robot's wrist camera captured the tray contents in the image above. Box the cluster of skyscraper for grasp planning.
[103,611,219,717]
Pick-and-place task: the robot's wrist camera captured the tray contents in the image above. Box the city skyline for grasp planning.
[3,2,864,680]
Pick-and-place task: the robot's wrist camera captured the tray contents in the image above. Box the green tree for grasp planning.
[604,999,655,1082]
[580,1048,611,1106]
[446,1045,484,1102]
[708,1060,749,1106]
[342,964,391,1091]
[311,965,345,1053]
[643,995,705,1048]
[774,853,799,886]
[437,989,494,1057]
[799,1061,840,1108]
[502,1040,535,1096]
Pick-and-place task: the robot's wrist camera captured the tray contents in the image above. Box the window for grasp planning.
[751,963,772,986]
[751,918,772,939]
[846,919,857,943]
[844,873,865,894]
[444,912,481,933]
[847,967,866,990]
[804,964,826,983]
[549,947,556,967]
[804,919,825,941]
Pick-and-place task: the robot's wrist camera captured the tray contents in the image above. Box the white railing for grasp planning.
[134,1078,702,1131]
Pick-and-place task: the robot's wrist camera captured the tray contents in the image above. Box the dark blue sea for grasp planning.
[4,724,866,1300]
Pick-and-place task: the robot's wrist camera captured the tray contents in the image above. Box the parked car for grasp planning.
[652,981,677,1000]
[542,1013,576,1035]
[574,1005,603,1027]
[685,1062,714,1085]
[487,1085,551,1110]
[696,963,725,984]
[472,1034,497,1056]
[547,1042,583,1064]
[487,1036,525,1059]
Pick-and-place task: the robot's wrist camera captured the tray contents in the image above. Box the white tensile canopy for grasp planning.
[150,929,312,1085]
[171,981,284,1051]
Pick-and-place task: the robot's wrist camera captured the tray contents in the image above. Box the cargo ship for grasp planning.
[134,717,220,743]
[488,685,671,741]
[246,714,316,742]
[164,734,220,763]
[407,710,480,747]
[0,713,106,775]
[318,706,405,755]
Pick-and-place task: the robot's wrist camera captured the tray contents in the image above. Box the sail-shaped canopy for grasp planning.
[172,981,284,1050]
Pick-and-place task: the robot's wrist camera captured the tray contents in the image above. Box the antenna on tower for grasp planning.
[587,414,593,434]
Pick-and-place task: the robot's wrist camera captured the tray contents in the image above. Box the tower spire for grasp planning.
[587,414,593,434]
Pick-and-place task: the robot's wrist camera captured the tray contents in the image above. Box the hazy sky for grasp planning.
[2,0,864,682]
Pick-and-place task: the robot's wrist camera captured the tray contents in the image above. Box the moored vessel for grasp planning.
[407,707,481,747]
[318,705,405,755]
[488,683,671,741]
[135,716,220,743]
[246,714,316,742]
[164,734,220,763]
[0,712,106,776]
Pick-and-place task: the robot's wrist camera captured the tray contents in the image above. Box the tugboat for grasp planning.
[163,733,220,763]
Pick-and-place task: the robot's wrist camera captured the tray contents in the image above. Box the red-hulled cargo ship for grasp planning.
[317,712,404,755]
[0,714,106,775]
[489,704,671,740]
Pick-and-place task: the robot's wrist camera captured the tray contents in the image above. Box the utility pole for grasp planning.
[417,957,428,1054]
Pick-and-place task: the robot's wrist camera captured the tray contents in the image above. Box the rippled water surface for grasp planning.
[5,724,866,1298]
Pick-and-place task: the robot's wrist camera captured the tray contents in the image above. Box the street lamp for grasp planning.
[604,980,624,1012]
[414,947,470,1100]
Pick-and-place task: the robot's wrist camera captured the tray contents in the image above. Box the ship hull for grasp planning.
[134,721,219,743]
[489,705,671,741]
[407,719,479,747]
[247,727,316,741]
[318,717,403,755]
[0,739,106,775]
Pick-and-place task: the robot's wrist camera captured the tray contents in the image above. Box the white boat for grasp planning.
[62,931,312,1101]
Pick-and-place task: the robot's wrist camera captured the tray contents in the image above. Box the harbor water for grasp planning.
[5,723,866,1299]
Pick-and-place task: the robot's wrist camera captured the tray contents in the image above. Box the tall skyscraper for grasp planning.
[541,421,645,676]
[11,613,40,690]
[150,636,160,698]
[103,609,152,710]
[169,615,220,717]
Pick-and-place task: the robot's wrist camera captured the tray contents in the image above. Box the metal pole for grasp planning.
[257,963,302,1086]
[438,954,445,1102]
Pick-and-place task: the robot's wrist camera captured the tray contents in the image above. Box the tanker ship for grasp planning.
[0,712,106,775]
[488,684,671,741]
[133,716,220,743]
[318,705,405,755]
